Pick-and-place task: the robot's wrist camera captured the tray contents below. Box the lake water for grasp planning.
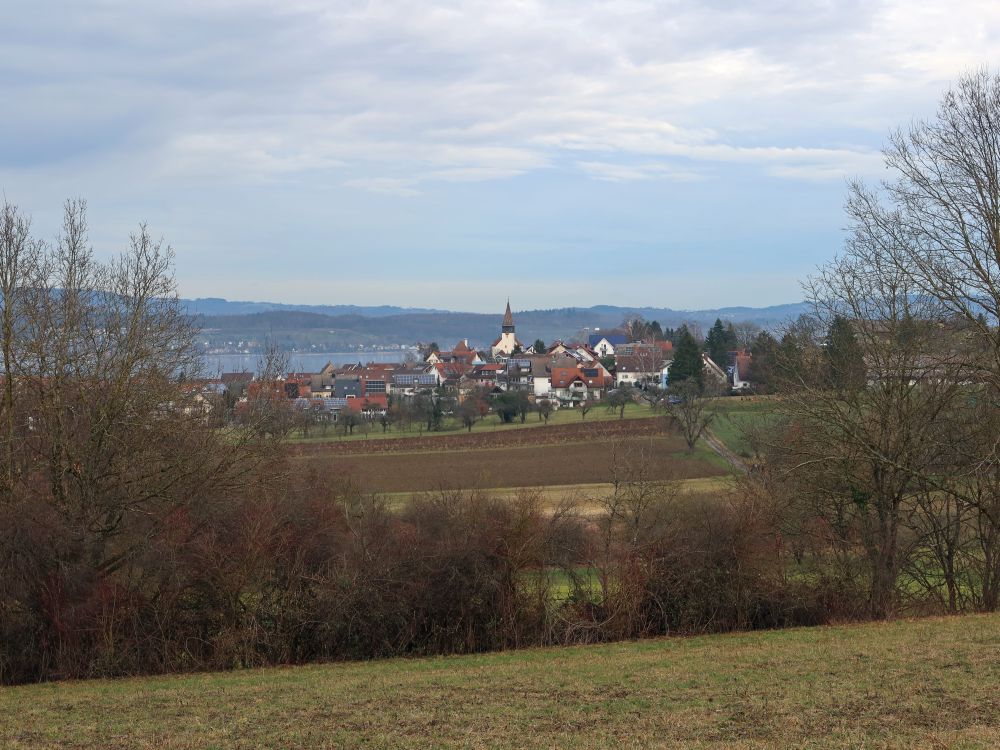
[201,351,412,375]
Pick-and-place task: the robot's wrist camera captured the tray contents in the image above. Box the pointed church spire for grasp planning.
[502,299,515,331]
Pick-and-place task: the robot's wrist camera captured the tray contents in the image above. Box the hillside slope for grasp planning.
[191,300,810,349]
[4,614,999,749]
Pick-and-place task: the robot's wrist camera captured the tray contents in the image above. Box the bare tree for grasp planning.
[664,380,716,453]
[606,384,634,418]
[775,69,1000,616]
[0,200,279,679]
[590,430,679,628]
[623,315,651,343]
[457,398,481,432]
[536,398,554,424]
[0,201,40,495]
[638,383,665,411]
[733,322,761,350]
[770,209,967,618]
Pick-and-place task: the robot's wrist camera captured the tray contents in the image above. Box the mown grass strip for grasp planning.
[4,614,999,749]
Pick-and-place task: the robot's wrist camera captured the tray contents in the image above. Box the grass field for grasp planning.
[710,398,780,457]
[5,614,999,749]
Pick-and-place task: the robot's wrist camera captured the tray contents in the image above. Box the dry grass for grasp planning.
[4,614,999,749]
[384,476,737,514]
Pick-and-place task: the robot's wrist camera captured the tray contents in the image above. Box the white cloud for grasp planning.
[10,0,998,188]
[576,161,703,183]
[342,177,420,196]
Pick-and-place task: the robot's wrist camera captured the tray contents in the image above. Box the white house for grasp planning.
[588,333,628,358]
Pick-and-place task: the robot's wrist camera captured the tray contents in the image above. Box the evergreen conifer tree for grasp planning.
[825,315,866,391]
[705,318,730,366]
[668,325,704,388]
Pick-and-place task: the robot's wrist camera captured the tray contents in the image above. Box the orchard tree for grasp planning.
[457,398,481,432]
[606,385,634,418]
[665,379,716,453]
[537,399,554,424]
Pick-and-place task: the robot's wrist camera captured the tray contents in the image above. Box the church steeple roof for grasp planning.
[503,299,514,328]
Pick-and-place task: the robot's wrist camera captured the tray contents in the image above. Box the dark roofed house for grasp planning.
[588,333,628,358]
[392,370,440,393]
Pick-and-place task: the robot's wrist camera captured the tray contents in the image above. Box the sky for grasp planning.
[2,1,999,313]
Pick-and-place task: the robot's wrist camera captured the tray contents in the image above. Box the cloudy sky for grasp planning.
[2,1,998,312]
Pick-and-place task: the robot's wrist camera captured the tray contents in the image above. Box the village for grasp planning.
[210,301,755,428]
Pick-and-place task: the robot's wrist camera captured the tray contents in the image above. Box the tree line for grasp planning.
[752,69,1000,619]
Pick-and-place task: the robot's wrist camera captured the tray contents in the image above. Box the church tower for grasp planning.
[491,299,522,358]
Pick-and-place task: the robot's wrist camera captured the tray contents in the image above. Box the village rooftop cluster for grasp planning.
[198,302,754,425]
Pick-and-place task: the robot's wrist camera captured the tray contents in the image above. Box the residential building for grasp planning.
[588,332,628,358]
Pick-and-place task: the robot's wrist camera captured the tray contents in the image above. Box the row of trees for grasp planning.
[754,69,1000,619]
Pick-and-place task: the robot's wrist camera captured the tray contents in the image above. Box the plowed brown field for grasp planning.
[290,417,667,456]
[292,418,726,493]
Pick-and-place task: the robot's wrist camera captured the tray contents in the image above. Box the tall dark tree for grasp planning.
[493,392,519,423]
[725,322,738,350]
[668,325,704,388]
[825,315,866,392]
[745,331,779,393]
[704,318,736,367]
[532,338,546,353]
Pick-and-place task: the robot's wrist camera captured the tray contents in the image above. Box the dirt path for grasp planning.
[701,427,748,474]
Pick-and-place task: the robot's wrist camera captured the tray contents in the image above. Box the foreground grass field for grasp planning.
[5,614,999,749]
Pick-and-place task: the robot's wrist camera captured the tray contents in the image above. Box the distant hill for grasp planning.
[184,297,446,318]
[191,298,810,351]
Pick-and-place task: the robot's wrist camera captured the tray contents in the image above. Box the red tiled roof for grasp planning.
[345,394,388,412]
[550,366,582,387]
